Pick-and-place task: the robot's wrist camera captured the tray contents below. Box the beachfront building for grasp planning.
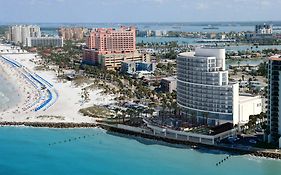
[7,25,41,45]
[83,26,149,70]
[26,37,63,47]
[177,48,265,126]
[177,48,240,126]
[58,27,86,41]
[267,55,281,148]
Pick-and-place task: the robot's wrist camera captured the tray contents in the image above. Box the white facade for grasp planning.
[26,37,63,47]
[255,24,273,34]
[238,95,264,123]
[21,27,30,46]
[8,25,41,45]
[11,26,22,44]
[177,48,264,126]
[177,48,240,125]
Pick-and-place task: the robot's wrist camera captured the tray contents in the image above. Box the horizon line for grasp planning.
[1,20,281,25]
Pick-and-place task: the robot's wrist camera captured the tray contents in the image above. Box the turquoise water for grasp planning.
[137,37,196,44]
[39,23,254,33]
[225,45,281,52]
[0,127,280,175]
[226,59,265,68]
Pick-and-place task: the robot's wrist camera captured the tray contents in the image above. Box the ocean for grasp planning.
[38,23,281,52]
[15,21,281,33]
[0,127,280,175]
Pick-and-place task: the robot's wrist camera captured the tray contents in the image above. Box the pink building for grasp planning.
[59,27,85,41]
[84,26,140,70]
[86,26,136,53]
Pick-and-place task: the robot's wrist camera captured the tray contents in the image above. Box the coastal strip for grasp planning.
[0,55,58,117]
[1,120,280,160]
[98,123,281,160]
[0,121,96,128]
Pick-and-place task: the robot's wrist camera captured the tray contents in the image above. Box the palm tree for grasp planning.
[161,102,167,125]
[191,111,197,126]
[203,112,209,126]
[171,102,178,116]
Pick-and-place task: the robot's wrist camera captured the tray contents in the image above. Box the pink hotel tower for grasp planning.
[83,26,146,70]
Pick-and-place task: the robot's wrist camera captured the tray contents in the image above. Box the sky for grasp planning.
[1,0,281,23]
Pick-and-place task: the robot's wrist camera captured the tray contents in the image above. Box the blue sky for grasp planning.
[1,0,281,23]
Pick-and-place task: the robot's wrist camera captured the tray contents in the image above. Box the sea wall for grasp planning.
[98,123,281,160]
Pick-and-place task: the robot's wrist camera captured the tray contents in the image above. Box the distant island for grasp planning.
[203,25,219,30]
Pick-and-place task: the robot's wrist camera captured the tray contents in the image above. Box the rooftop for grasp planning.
[178,52,195,57]
[239,94,262,102]
[269,55,281,61]
[162,76,177,82]
[179,47,226,58]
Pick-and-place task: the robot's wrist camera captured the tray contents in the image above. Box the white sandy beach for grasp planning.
[0,45,116,123]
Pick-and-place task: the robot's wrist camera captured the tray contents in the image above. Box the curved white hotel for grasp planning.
[177,48,239,125]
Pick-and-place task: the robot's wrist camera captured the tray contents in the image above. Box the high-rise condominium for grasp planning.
[177,48,265,126]
[267,55,281,147]
[7,25,41,45]
[177,48,240,126]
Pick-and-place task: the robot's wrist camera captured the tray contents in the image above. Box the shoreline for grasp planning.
[0,45,116,123]
[1,121,281,161]
[0,57,39,116]
[0,55,53,115]
[98,123,281,160]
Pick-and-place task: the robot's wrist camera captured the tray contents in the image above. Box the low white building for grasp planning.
[238,94,265,124]
[26,37,63,47]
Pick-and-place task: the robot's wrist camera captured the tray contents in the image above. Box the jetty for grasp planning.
[0,121,97,128]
